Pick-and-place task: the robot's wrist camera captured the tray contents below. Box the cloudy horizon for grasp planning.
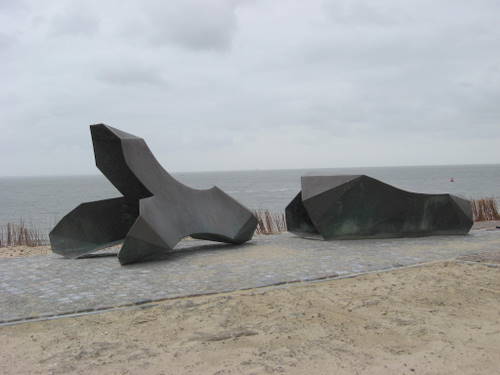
[1,0,500,177]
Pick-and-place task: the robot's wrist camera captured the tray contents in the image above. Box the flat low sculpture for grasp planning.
[50,124,257,265]
[286,175,473,240]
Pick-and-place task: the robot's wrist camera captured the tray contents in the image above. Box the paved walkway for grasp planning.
[2,230,500,324]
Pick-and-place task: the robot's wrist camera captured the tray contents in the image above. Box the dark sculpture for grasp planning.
[286,175,473,240]
[50,124,257,264]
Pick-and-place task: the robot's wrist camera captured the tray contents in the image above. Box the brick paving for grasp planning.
[1,230,500,324]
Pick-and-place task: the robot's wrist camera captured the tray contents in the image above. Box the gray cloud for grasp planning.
[0,0,26,11]
[324,0,405,26]
[109,0,247,52]
[147,0,241,51]
[50,4,100,36]
[0,0,499,176]
[96,66,168,87]
[0,32,14,52]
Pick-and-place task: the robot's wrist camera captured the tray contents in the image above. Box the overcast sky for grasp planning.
[1,0,500,176]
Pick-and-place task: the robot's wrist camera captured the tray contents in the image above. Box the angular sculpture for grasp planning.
[286,175,473,240]
[50,124,257,265]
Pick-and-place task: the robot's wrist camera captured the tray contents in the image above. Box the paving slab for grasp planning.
[1,230,500,323]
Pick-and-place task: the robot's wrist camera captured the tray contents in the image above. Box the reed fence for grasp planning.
[253,209,287,235]
[0,221,48,247]
[471,198,500,222]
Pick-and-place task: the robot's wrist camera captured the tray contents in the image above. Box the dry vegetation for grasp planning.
[472,198,500,221]
[0,221,47,247]
[253,209,287,234]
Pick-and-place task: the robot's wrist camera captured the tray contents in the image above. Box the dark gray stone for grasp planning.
[286,175,473,240]
[50,124,257,264]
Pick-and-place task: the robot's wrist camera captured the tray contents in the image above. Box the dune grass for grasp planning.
[472,198,500,221]
[0,220,48,247]
[253,209,287,235]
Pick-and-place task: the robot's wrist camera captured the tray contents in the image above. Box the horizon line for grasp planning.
[1,162,499,179]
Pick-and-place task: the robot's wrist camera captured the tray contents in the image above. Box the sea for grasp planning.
[1,164,499,235]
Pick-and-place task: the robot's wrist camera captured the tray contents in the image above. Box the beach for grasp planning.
[3,0,500,372]
[1,257,500,375]
[0,245,51,258]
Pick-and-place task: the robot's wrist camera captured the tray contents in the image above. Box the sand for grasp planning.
[1,259,500,375]
[0,245,51,258]
[471,220,500,230]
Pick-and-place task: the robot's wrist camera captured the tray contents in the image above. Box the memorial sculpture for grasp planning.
[286,175,473,240]
[50,124,257,265]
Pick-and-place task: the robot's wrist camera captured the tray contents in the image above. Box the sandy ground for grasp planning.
[471,220,500,230]
[1,259,500,375]
[0,245,51,258]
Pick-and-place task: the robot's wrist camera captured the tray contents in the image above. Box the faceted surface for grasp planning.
[50,124,257,264]
[286,175,473,240]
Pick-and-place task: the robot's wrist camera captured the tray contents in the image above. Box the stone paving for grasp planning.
[1,230,500,324]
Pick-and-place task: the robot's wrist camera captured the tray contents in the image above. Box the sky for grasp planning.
[1,0,500,176]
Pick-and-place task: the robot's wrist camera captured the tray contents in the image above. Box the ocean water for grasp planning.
[1,164,499,234]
